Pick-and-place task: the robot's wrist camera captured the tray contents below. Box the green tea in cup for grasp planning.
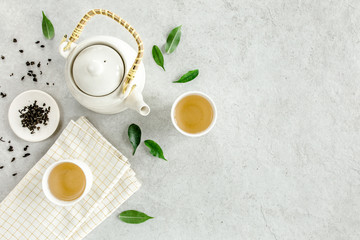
[48,162,86,201]
[171,91,217,137]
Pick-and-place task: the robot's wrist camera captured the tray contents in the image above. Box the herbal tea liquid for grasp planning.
[174,95,213,133]
[48,162,86,201]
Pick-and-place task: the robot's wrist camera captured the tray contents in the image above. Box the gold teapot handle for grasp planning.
[62,9,144,95]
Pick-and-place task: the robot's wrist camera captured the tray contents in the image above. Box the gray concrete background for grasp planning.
[1,0,360,239]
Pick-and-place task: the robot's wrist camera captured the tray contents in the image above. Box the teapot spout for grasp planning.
[125,89,150,116]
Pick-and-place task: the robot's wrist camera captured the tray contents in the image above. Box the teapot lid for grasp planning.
[72,45,124,96]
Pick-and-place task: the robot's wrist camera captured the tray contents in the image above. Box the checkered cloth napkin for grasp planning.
[0,117,141,240]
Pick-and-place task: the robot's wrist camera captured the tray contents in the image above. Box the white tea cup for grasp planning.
[171,91,217,137]
[42,159,93,206]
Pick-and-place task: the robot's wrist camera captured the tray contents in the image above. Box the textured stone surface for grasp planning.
[1,0,360,239]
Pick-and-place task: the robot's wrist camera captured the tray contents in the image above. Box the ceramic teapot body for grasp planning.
[59,36,149,115]
[58,9,150,116]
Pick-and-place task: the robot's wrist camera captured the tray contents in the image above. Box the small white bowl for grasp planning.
[42,159,93,206]
[171,91,217,137]
[8,90,60,142]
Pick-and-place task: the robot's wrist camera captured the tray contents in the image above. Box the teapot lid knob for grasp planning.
[87,60,104,76]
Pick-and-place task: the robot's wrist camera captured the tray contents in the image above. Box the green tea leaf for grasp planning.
[165,25,182,54]
[144,140,167,161]
[119,210,154,224]
[173,69,199,83]
[42,11,55,39]
[128,124,141,155]
[152,45,165,71]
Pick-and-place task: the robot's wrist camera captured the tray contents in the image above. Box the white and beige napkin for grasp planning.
[0,117,141,240]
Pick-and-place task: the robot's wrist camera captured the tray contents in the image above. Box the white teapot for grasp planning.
[59,9,150,116]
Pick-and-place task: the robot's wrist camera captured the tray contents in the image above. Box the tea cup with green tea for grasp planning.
[171,91,217,137]
[42,159,93,206]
